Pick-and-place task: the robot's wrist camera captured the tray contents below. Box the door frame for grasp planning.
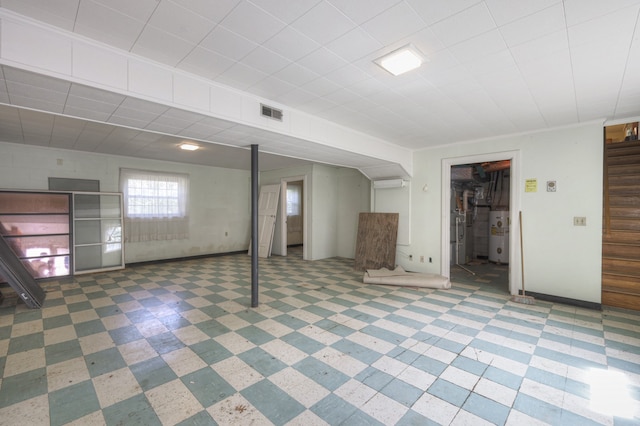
[276,175,307,260]
[441,150,521,295]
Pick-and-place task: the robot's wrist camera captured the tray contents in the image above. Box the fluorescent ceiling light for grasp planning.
[180,143,199,151]
[375,45,424,76]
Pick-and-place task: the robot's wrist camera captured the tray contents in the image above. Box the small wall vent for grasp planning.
[261,104,283,121]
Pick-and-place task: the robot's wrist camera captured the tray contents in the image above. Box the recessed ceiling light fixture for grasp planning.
[180,143,199,151]
[375,44,424,76]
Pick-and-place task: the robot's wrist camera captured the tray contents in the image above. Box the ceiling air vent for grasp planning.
[261,104,283,121]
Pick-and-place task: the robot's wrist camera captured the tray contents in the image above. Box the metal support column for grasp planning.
[250,144,259,307]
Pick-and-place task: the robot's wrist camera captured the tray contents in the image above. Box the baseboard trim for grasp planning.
[127,250,247,268]
[522,290,601,311]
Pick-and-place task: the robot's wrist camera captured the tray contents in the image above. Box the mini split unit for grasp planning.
[373,179,408,189]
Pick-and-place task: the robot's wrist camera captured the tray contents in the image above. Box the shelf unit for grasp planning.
[72,192,124,274]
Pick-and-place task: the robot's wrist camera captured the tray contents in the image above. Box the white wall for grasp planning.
[405,122,604,303]
[261,165,313,259]
[310,165,339,260]
[0,142,251,263]
[261,164,370,261]
[336,168,370,259]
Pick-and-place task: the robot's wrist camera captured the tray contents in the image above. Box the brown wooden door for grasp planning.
[602,141,640,309]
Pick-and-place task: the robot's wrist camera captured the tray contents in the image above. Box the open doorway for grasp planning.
[442,151,520,295]
[273,176,306,259]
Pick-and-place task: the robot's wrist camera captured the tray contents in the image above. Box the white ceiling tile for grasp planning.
[145,121,187,135]
[619,41,640,90]
[6,80,68,106]
[291,2,355,45]
[65,94,119,115]
[277,88,322,107]
[301,77,342,97]
[406,0,483,25]
[408,27,446,57]
[241,46,291,75]
[328,0,401,24]
[216,62,269,89]
[64,106,112,122]
[1,0,79,31]
[322,88,360,105]
[464,49,516,76]
[423,64,470,88]
[75,0,145,50]
[485,0,561,26]
[326,27,383,62]
[177,47,235,79]
[170,0,242,23]
[449,29,507,64]
[263,27,320,62]
[73,122,112,149]
[50,116,83,141]
[160,108,205,123]
[430,2,497,47]
[91,0,158,22]
[147,1,214,44]
[568,4,639,48]
[107,114,153,129]
[499,3,566,47]
[10,95,65,114]
[199,26,258,61]
[564,0,640,27]
[132,26,195,66]
[250,0,321,24]
[344,77,387,97]
[297,48,349,76]
[2,0,640,168]
[249,76,297,99]
[3,68,71,94]
[117,97,168,118]
[220,1,286,44]
[325,64,372,88]
[272,63,320,87]
[361,2,426,45]
[510,30,569,65]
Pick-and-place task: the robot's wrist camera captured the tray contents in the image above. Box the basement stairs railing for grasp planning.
[602,140,640,310]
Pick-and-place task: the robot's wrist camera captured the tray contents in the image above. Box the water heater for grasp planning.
[489,210,509,263]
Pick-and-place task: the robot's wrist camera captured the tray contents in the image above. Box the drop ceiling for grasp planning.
[0,0,639,175]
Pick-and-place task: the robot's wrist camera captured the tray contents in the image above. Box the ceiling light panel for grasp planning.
[375,45,424,76]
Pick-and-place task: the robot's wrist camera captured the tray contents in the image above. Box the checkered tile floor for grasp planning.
[0,250,638,425]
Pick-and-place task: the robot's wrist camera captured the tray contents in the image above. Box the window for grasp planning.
[286,184,301,216]
[120,169,189,242]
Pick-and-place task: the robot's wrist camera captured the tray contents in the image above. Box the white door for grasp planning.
[256,184,280,258]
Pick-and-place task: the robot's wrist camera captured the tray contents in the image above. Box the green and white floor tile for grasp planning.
[0,250,638,425]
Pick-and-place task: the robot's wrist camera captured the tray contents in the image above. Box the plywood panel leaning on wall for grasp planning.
[354,212,399,271]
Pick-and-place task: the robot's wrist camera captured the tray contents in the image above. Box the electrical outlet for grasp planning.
[420,256,425,263]
[573,216,587,226]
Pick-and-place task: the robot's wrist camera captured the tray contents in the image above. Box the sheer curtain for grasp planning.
[120,169,189,242]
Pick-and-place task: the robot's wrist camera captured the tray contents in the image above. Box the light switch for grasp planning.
[573,216,586,226]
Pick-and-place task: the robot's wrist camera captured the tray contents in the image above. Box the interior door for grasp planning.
[257,184,280,258]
